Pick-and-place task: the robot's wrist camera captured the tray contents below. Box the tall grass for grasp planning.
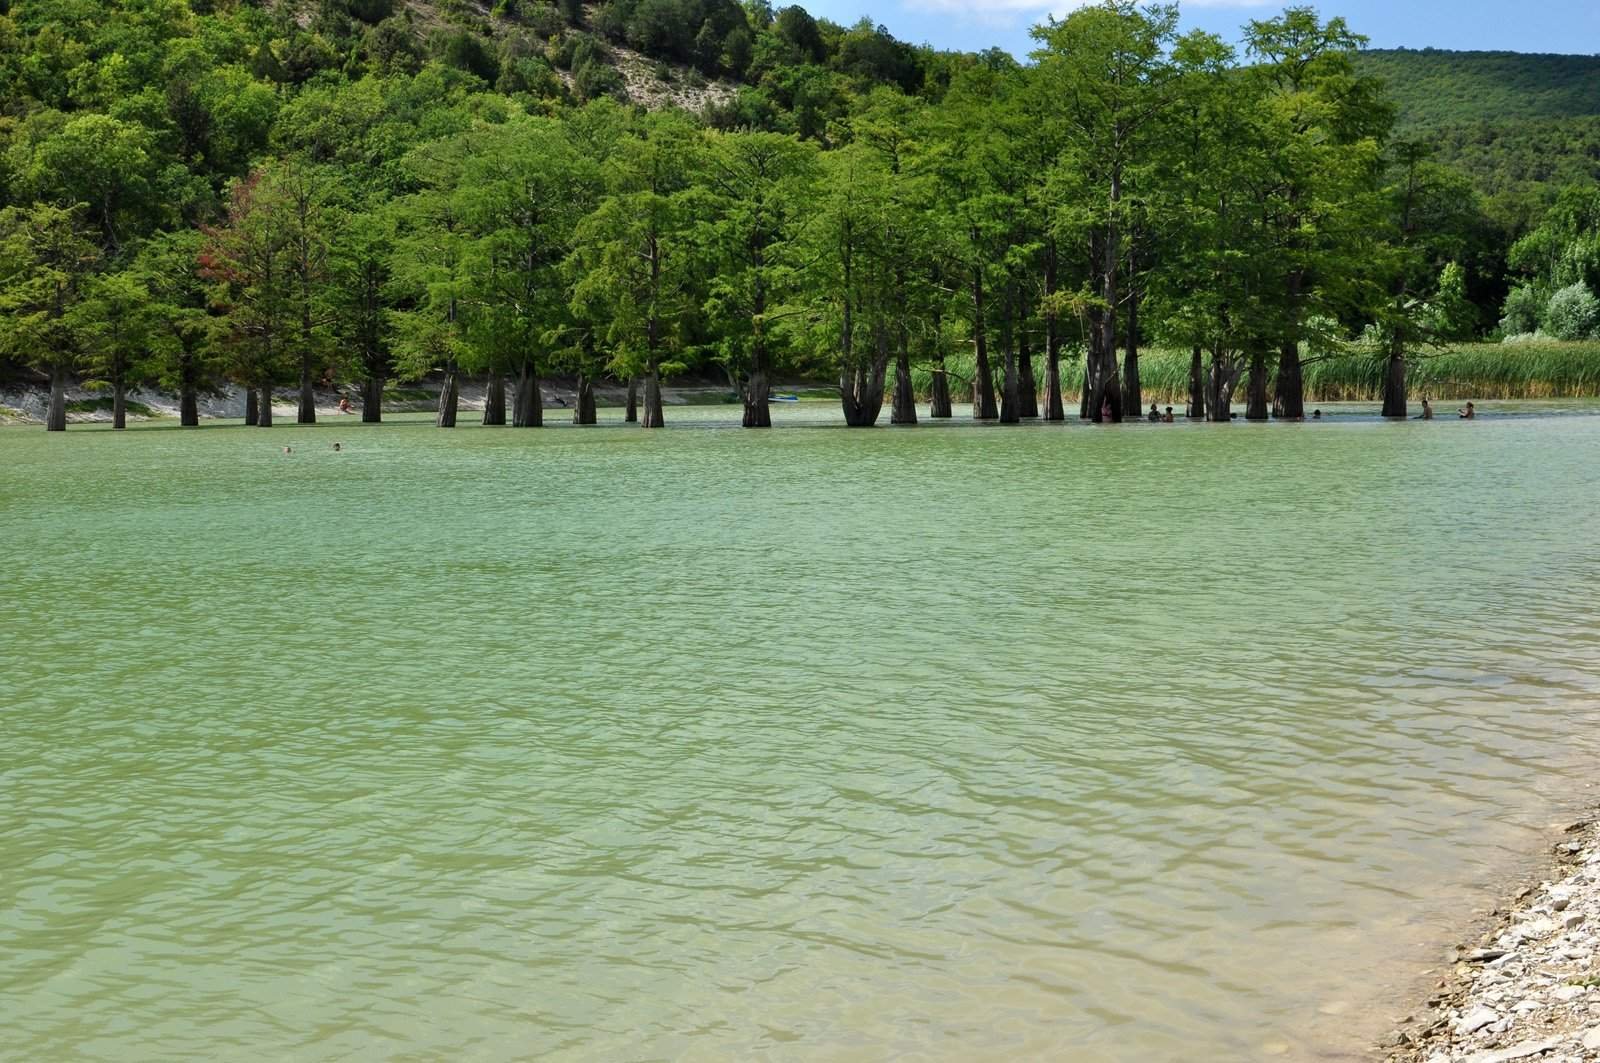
[908,342,1600,403]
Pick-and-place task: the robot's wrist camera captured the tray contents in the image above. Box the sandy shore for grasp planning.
[1382,813,1600,1063]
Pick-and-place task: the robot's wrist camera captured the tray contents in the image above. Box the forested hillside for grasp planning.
[1356,49,1600,131]
[1355,49,1600,232]
[4,0,1600,431]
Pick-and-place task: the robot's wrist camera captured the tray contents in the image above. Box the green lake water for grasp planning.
[4,402,1600,1061]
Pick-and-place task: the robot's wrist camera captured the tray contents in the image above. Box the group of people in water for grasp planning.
[1417,397,1477,420]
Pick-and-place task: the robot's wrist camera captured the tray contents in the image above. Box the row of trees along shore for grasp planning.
[2,2,1487,432]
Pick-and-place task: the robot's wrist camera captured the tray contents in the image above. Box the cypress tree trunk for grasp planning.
[642,360,664,429]
[1275,339,1305,419]
[112,377,127,431]
[1121,291,1141,418]
[258,388,274,427]
[1206,352,1240,423]
[482,373,507,426]
[512,357,542,427]
[1042,243,1065,422]
[840,326,891,428]
[436,362,459,428]
[574,374,597,425]
[1018,314,1038,418]
[46,361,67,432]
[1245,347,1269,421]
[179,356,199,427]
[1187,345,1206,420]
[625,376,639,423]
[298,357,316,424]
[998,290,1019,423]
[999,347,1020,425]
[971,268,998,419]
[244,388,258,427]
[929,351,952,419]
[1381,340,1408,418]
[361,376,382,423]
[890,347,917,425]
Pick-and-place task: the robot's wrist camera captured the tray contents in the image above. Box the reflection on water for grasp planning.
[3,403,1599,1062]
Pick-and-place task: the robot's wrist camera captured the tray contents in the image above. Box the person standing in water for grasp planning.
[1420,397,1434,420]
[1148,402,1161,422]
[1163,407,1175,423]
[1459,401,1476,420]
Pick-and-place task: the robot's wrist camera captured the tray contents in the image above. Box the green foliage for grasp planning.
[1544,283,1600,341]
[1355,50,1600,133]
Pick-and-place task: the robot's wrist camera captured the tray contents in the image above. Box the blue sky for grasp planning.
[798,0,1600,58]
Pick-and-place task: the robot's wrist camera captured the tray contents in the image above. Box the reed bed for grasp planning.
[908,342,1600,403]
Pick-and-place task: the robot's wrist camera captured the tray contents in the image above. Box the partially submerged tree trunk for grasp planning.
[971,264,998,420]
[1085,322,1123,423]
[1018,313,1038,419]
[841,324,891,428]
[112,377,127,430]
[244,388,258,427]
[512,357,542,427]
[46,362,67,432]
[179,355,199,427]
[1187,346,1205,420]
[1206,351,1241,423]
[624,376,639,423]
[642,360,664,429]
[258,387,274,427]
[1245,347,1269,421]
[297,357,316,424]
[890,342,917,426]
[929,353,952,418]
[361,376,382,424]
[437,360,459,428]
[1120,290,1141,418]
[928,311,952,418]
[574,374,597,425]
[482,373,506,426]
[1042,244,1065,422]
[1274,339,1305,419]
[1381,338,1408,418]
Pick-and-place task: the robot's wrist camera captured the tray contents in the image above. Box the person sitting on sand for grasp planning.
[338,396,353,414]
[1163,406,1175,423]
[1458,401,1476,420]
[1148,402,1161,423]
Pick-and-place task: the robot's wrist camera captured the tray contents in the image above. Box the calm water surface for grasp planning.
[4,403,1600,1062]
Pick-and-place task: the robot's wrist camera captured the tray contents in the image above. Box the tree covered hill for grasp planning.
[1354,49,1600,131]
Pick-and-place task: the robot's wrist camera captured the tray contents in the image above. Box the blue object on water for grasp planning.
[771,394,800,403]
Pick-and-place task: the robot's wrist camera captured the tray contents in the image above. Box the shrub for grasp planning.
[1545,282,1600,340]
[1500,284,1544,335]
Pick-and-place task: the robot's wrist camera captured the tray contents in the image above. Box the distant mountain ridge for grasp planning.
[1354,48,1600,131]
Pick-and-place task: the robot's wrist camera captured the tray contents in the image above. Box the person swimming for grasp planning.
[1459,401,1476,419]
[333,442,342,452]
[283,446,292,454]
[1312,410,1322,420]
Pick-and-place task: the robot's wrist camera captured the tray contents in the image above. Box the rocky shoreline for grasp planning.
[1383,814,1600,1063]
